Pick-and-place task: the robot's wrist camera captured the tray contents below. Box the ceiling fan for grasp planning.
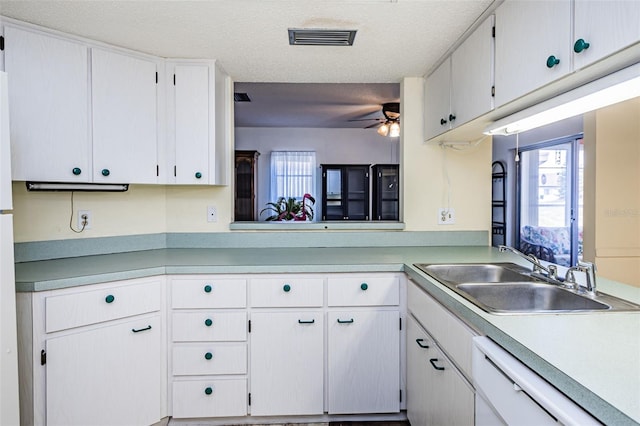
[350,102,400,137]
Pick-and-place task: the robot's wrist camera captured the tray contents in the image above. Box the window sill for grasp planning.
[229,221,406,231]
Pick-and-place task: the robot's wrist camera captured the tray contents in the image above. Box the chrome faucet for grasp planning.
[565,261,598,295]
[498,245,558,280]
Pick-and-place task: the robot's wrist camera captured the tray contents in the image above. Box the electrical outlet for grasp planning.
[78,210,92,229]
[207,206,217,223]
[438,208,455,225]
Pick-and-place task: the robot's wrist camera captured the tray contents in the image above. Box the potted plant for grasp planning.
[261,193,315,221]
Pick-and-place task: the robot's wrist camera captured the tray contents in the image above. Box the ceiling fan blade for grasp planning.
[348,118,384,122]
[364,122,382,129]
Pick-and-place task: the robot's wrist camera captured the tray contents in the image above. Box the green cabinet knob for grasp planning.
[204,318,213,327]
[105,294,115,303]
[573,38,590,53]
[283,284,291,292]
[204,387,213,395]
[546,55,560,68]
[72,167,82,176]
[360,283,368,291]
[204,284,212,293]
[204,352,213,360]
[101,168,110,177]
[195,172,202,179]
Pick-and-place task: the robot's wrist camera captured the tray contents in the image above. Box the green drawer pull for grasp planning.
[298,319,315,324]
[204,387,213,395]
[360,283,368,291]
[204,284,212,293]
[337,318,354,324]
[546,55,560,68]
[195,172,202,179]
[204,318,213,327]
[416,338,429,349]
[132,325,152,333]
[204,352,213,360]
[283,284,291,292]
[573,38,590,53]
[72,167,82,176]
[105,295,115,304]
[430,358,445,371]
[101,168,110,177]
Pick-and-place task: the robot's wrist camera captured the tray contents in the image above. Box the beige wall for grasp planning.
[584,97,640,286]
[10,77,492,243]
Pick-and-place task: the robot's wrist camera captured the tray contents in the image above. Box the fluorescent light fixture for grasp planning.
[485,64,640,136]
[26,182,129,192]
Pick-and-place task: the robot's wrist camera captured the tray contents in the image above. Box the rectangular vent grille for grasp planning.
[288,29,357,46]
[234,92,251,102]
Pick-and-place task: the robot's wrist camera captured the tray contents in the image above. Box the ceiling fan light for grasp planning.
[389,121,400,137]
[377,123,390,136]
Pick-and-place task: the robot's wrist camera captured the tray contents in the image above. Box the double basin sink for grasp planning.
[414,263,640,314]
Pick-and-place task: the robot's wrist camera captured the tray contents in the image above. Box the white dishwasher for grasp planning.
[472,336,601,425]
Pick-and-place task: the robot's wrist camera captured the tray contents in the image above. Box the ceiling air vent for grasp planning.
[234,92,251,102]
[288,28,357,46]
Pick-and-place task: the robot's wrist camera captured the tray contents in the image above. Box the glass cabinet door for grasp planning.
[372,164,399,221]
[322,165,370,220]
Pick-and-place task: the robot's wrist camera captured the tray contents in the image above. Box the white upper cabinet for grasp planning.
[425,15,494,141]
[4,26,91,182]
[91,48,158,184]
[494,0,572,108]
[166,61,218,185]
[573,0,640,70]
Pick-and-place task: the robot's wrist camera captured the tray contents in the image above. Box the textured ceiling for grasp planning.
[0,0,495,127]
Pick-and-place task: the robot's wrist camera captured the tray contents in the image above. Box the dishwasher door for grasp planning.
[472,336,600,426]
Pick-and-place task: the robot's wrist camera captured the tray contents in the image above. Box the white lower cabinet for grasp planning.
[169,276,248,419]
[249,311,325,416]
[46,316,161,426]
[327,310,400,414]
[16,277,165,426]
[407,280,476,426]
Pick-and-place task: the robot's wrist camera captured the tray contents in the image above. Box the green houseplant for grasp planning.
[261,194,315,221]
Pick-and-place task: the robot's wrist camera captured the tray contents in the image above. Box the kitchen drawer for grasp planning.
[171,277,246,309]
[172,311,247,342]
[172,343,247,376]
[250,276,323,307]
[172,378,247,418]
[408,280,475,378]
[45,280,161,333]
[327,275,399,306]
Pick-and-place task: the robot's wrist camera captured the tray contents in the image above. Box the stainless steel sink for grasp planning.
[415,263,535,284]
[414,262,640,314]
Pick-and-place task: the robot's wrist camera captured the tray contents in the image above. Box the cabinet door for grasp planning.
[4,26,90,182]
[424,58,451,140]
[573,0,640,70]
[345,165,370,220]
[249,311,324,416]
[494,0,571,107]
[91,48,158,183]
[372,164,399,221]
[46,316,161,426]
[451,15,494,127]
[173,64,212,184]
[327,310,400,414]
[406,315,431,426]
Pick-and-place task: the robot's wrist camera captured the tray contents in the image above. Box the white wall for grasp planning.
[235,127,400,219]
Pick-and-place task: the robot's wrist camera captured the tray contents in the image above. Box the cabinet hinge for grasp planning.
[400,389,403,402]
[248,393,252,406]
[0,36,4,51]
[492,26,495,38]
[248,319,251,333]
[491,86,495,97]
[399,317,402,330]
[173,74,176,86]
[174,165,177,177]
[156,165,159,177]
[40,349,46,365]
[155,71,158,84]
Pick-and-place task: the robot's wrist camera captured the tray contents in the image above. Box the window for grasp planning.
[270,151,316,202]
[517,135,583,266]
